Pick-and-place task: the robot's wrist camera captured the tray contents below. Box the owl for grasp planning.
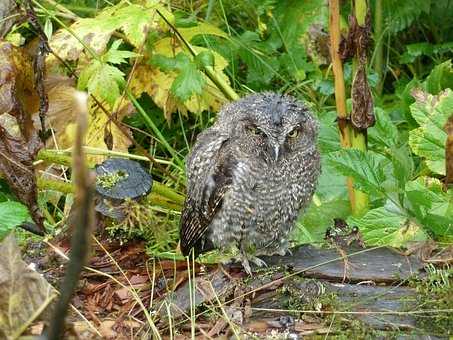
[180,92,321,274]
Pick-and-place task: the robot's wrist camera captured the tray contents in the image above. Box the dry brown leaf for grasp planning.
[0,42,45,232]
[0,234,57,338]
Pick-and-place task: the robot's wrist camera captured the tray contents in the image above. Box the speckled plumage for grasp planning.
[180,92,321,273]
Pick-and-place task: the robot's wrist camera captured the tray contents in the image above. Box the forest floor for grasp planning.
[3,232,450,339]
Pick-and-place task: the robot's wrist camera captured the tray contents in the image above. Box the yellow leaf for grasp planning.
[178,22,228,42]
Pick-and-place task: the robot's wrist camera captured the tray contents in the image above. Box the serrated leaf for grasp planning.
[134,41,230,118]
[171,62,205,102]
[106,4,164,47]
[78,60,125,107]
[408,89,453,175]
[103,40,139,64]
[368,107,399,149]
[347,203,427,247]
[0,201,30,238]
[405,178,453,237]
[326,149,387,196]
[318,114,341,154]
[424,60,453,95]
[47,2,172,67]
[390,145,414,190]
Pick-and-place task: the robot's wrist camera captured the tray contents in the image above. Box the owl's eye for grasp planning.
[247,125,263,136]
[287,128,300,138]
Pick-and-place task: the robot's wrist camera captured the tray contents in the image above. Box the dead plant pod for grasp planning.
[351,64,375,130]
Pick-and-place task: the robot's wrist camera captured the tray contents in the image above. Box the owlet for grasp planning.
[180,92,321,274]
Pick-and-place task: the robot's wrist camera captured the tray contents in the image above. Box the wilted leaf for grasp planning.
[0,234,56,338]
[326,149,386,196]
[347,203,427,247]
[408,88,453,175]
[0,201,31,238]
[47,2,173,68]
[0,42,44,232]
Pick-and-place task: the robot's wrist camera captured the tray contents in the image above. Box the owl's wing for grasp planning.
[180,131,235,256]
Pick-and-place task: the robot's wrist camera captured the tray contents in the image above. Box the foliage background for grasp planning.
[1,0,452,252]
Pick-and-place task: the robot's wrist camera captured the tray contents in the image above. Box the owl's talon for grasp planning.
[250,256,267,268]
[241,257,253,276]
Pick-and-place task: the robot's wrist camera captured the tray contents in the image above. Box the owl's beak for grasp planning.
[273,145,280,161]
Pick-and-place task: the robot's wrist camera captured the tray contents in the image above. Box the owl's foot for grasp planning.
[239,254,267,276]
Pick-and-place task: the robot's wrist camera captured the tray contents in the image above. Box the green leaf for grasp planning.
[43,18,53,41]
[408,89,453,175]
[103,40,139,64]
[326,149,387,196]
[102,4,174,48]
[424,60,453,95]
[0,201,31,238]
[294,199,351,244]
[368,107,399,149]
[390,145,414,190]
[318,113,341,154]
[384,0,431,33]
[171,62,205,102]
[405,178,453,237]
[78,60,125,107]
[195,51,215,68]
[347,203,427,247]
[399,42,453,64]
[151,53,206,102]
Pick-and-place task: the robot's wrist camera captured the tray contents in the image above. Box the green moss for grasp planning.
[96,170,129,189]
[411,264,453,336]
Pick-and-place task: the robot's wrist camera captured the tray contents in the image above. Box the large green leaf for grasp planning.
[368,107,399,149]
[326,149,387,196]
[405,178,453,238]
[294,199,351,244]
[390,145,414,190]
[347,202,427,247]
[408,89,453,175]
[0,201,31,239]
[423,60,453,95]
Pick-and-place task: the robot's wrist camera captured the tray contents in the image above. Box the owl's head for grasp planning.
[217,92,318,163]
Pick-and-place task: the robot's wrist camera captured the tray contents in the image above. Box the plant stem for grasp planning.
[351,0,370,216]
[373,0,384,95]
[328,0,357,211]
[156,9,239,101]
